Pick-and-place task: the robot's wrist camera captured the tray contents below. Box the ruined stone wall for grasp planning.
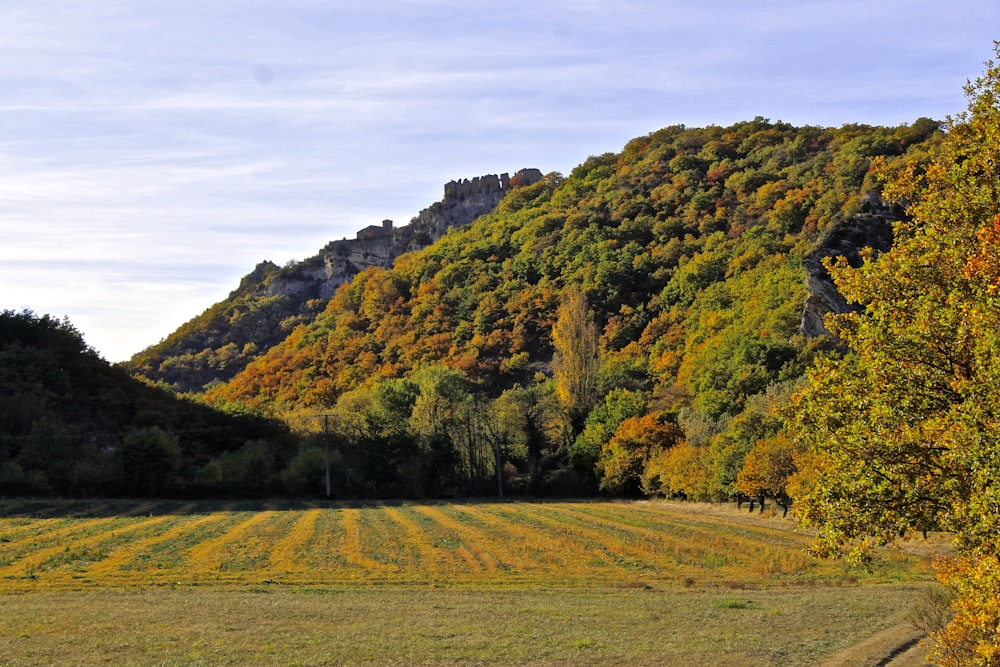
[444,174,502,198]
[443,168,543,199]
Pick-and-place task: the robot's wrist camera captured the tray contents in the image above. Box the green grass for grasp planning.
[0,585,927,666]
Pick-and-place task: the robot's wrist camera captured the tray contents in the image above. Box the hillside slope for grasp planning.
[0,310,291,497]
[206,118,938,416]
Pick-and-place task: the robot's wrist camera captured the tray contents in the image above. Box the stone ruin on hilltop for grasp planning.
[262,168,546,302]
[443,168,543,199]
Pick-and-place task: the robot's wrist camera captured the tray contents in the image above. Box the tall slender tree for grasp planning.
[551,287,601,438]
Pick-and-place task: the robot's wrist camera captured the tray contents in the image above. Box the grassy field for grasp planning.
[0,498,942,665]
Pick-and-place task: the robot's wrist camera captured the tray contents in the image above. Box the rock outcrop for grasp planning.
[800,193,899,337]
[281,168,543,300]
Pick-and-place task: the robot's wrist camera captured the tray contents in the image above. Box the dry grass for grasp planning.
[0,498,940,665]
[0,498,935,589]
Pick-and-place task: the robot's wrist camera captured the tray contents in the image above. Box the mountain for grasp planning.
[202,118,940,417]
[125,168,543,392]
[173,116,943,499]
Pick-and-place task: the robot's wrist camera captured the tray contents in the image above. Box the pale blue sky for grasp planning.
[1,1,997,361]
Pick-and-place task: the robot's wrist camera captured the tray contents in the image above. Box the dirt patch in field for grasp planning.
[819,622,930,666]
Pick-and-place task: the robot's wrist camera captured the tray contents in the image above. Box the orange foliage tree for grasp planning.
[599,413,682,495]
[735,434,798,515]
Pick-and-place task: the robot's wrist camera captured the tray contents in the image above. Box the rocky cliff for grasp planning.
[294,168,544,299]
[799,193,899,338]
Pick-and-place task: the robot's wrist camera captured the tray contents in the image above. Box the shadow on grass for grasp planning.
[0,496,602,519]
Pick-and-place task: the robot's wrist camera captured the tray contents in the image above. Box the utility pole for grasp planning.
[312,414,336,499]
[323,414,332,499]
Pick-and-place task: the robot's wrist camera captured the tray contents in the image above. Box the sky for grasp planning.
[1,1,997,363]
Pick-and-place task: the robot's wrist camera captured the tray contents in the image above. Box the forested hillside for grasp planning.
[195,117,941,498]
[124,260,319,394]
[0,310,293,497]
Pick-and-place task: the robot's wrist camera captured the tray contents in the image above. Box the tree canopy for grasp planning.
[0,309,292,497]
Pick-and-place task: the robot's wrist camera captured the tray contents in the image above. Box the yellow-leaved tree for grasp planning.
[787,45,1000,666]
[551,286,601,438]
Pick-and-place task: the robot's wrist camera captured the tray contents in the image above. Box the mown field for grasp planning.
[0,499,940,666]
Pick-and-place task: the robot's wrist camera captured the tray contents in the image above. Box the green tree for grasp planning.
[16,416,75,495]
[199,439,276,496]
[569,388,648,486]
[280,445,330,496]
[787,46,1000,665]
[115,427,183,496]
[708,380,800,503]
[330,378,422,497]
[492,380,561,493]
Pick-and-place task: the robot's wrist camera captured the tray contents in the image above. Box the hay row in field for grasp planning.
[0,499,931,590]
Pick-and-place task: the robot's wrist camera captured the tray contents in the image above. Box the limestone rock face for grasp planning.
[301,168,543,298]
[246,169,544,305]
[233,168,545,305]
[800,194,898,338]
